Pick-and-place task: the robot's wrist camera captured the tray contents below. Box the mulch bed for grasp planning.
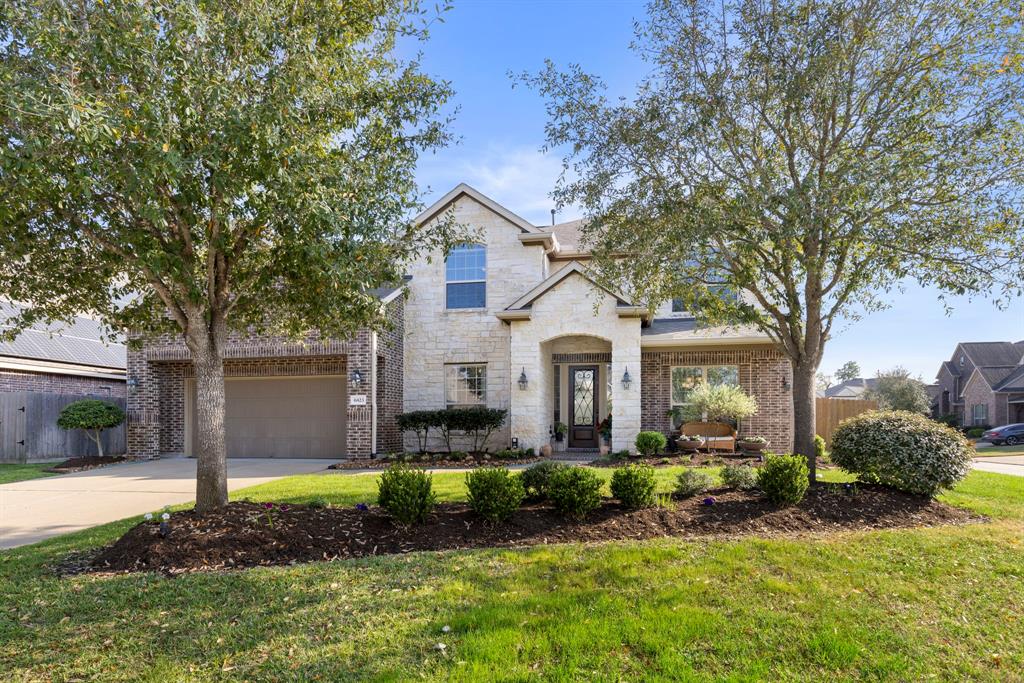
[588,452,833,469]
[45,455,127,473]
[85,484,982,575]
[329,455,544,470]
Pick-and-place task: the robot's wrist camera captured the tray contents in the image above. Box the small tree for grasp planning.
[395,410,438,454]
[835,362,862,383]
[677,384,758,426]
[57,400,125,458]
[866,368,931,414]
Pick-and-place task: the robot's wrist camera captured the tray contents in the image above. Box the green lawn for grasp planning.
[976,443,1024,457]
[0,462,59,485]
[1,467,1022,681]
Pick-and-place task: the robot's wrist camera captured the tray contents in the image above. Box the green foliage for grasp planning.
[547,467,604,520]
[436,408,508,453]
[395,411,438,453]
[553,422,568,436]
[609,464,657,509]
[307,497,329,510]
[465,468,525,523]
[57,399,125,431]
[866,368,931,414]
[376,465,436,525]
[675,469,715,498]
[721,464,758,491]
[519,461,565,500]
[835,362,862,383]
[814,434,828,460]
[831,411,974,496]
[635,431,668,457]
[757,455,810,506]
[966,427,986,438]
[678,384,758,424]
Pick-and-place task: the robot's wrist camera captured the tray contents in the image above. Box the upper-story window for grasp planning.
[446,243,486,309]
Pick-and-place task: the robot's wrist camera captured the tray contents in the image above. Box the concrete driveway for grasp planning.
[0,457,329,549]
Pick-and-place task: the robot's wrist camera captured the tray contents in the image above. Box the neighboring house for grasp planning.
[127,183,794,459]
[0,300,126,397]
[823,377,877,400]
[932,341,1024,427]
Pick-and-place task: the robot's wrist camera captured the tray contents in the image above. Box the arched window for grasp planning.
[446,243,486,309]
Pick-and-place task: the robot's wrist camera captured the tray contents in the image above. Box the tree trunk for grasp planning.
[91,429,104,458]
[190,327,228,512]
[791,359,818,484]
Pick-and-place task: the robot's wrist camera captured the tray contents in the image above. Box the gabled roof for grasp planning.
[994,364,1024,392]
[415,183,542,234]
[958,341,1024,369]
[0,300,126,370]
[496,262,645,321]
[824,378,878,399]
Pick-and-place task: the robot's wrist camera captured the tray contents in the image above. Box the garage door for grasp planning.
[189,376,347,458]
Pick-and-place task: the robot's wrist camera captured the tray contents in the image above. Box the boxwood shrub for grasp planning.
[720,463,758,490]
[610,464,657,509]
[520,461,565,500]
[757,454,809,505]
[635,431,668,457]
[377,465,436,525]
[547,467,604,520]
[830,410,973,496]
[465,467,525,522]
[675,469,715,497]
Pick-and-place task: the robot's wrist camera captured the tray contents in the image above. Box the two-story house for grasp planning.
[126,184,794,458]
[932,341,1024,427]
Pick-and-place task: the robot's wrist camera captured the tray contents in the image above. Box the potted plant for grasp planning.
[553,422,568,442]
[676,433,705,452]
[736,435,768,453]
[598,415,612,455]
[677,384,759,451]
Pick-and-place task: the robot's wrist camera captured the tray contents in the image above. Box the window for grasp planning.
[553,364,561,424]
[972,403,988,426]
[446,243,486,309]
[445,364,487,408]
[670,364,740,425]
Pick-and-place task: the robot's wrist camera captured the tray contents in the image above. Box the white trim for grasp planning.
[640,336,772,348]
[415,183,541,234]
[0,357,125,381]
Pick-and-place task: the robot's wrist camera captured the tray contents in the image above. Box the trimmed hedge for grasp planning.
[465,468,525,522]
[377,465,436,525]
[675,469,715,498]
[757,454,809,505]
[520,461,565,500]
[547,467,604,520]
[720,463,758,490]
[394,407,508,454]
[830,410,973,496]
[635,431,668,457]
[610,464,657,509]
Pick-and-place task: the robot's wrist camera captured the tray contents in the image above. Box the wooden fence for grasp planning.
[815,397,878,445]
[0,392,127,463]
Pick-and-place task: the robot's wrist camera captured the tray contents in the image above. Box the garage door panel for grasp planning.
[190,376,347,458]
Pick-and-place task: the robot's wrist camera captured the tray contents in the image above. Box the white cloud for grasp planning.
[418,144,582,225]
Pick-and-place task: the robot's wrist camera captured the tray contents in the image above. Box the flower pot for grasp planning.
[677,437,704,452]
[540,444,553,458]
[554,432,565,442]
[737,441,766,453]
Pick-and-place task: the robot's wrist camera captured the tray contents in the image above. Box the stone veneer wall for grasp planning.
[0,370,125,397]
[127,298,403,459]
[640,346,793,452]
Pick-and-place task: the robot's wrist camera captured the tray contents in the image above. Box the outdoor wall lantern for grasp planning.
[518,367,529,390]
[782,377,791,391]
[350,369,364,386]
[622,367,633,390]
[126,377,139,390]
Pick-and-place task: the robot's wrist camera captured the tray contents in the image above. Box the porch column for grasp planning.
[610,339,641,454]
[509,322,548,451]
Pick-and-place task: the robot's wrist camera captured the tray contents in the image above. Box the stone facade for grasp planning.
[641,346,792,450]
[0,370,125,397]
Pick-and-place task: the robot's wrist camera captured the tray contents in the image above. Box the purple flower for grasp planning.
[279,504,290,511]
[702,496,716,506]
[355,502,369,511]
[263,503,274,510]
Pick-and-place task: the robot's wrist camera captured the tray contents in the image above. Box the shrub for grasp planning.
[547,467,604,520]
[677,383,758,424]
[830,410,973,496]
[610,464,657,509]
[308,496,329,509]
[635,431,668,457]
[966,427,985,438]
[757,454,809,505]
[465,468,525,522]
[520,461,565,500]
[436,407,508,453]
[56,399,125,457]
[720,463,758,490]
[377,465,436,524]
[814,434,828,460]
[675,469,715,497]
[395,410,439,453]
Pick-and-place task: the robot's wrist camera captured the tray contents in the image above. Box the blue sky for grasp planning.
[410,0,1024,382]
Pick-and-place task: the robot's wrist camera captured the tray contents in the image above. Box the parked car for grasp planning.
[982,424,1024,446]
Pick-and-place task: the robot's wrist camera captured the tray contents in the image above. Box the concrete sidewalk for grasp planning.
[0,457,328,549]
[972,455,1024,478]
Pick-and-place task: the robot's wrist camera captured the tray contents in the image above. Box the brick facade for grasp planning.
[640,346,793,452]
[127,298,403,459]
[0,369,125,397]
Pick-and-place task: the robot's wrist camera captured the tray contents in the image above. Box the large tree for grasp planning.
[867,367,932,414]
[0,0,455,510]
[835,361,861,383]
[522,0,1024,480]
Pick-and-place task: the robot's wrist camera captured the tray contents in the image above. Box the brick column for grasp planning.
[126,344,160,458]
[345,330,374,458]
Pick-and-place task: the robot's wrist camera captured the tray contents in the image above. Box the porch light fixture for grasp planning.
[782,377,791,391]
[350,369,364,386]
[621,367,633,390]
[126,377,139,390]
[518,367,529,390]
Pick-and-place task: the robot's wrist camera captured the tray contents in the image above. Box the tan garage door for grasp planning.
[189,376,347,458]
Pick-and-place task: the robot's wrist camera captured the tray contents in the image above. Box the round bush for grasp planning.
[547,467,604,520]
[720,463,758,490]
[830,410,973,496]
[675,469,715,498]
[377,465,436,525]
[966,427,985,439]
[520,461,565,500]
[465,467,525,522]
[635,431,668,457]
[756,454,809,505]
[610,464,657,509]
[814,434,828,460]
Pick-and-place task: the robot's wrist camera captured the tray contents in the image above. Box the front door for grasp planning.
[569,365,599,448]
